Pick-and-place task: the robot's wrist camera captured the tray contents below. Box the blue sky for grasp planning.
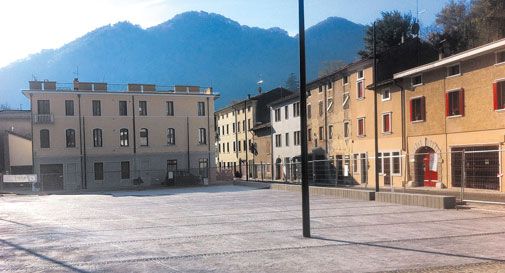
[0,0,450,68]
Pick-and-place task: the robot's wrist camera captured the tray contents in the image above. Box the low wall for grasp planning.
[271,184,375,201]
[376,192,456,209]
[233,180,271,189]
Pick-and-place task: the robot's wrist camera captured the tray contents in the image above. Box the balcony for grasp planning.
[33,114,54,124]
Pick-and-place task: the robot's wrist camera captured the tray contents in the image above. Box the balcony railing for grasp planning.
[33,114,54,124]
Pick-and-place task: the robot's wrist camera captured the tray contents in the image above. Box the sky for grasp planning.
[0,0,450,69]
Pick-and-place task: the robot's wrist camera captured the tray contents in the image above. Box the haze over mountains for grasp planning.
[0,11,365,108]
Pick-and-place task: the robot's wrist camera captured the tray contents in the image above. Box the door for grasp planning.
[40,164,63,191]
[383,153,391,185]
[423,153,438,187]
[360,153,368,184]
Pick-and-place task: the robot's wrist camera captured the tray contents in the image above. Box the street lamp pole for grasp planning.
[298,0,311,238]
[373,22,380,193]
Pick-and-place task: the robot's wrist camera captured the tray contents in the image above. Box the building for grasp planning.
[269,93,301,181]
[250,122,272,180]
[215,88,292,178]
[24,79,218,191]
[394,38,505,191]
[0,110,32,174]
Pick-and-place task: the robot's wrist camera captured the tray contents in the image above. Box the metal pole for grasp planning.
[299,0,311,238]
[244,100,249,181]
[461,150,465,202]
[373,22,380,193]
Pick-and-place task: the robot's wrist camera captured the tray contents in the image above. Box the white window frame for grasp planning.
[357,117,365,137]
[343,75,349,86]
[411,74,423,87]
[381,88,391,101]
[356,80,365,100]
[446,63,461,78]
[381,112,392,134]
[496,50,505,66]
[357,70,364,80]
[380,151,402,176]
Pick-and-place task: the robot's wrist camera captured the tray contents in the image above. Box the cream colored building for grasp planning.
[24,79,218,191]
[394,38,505,191]
[215,88,292,178]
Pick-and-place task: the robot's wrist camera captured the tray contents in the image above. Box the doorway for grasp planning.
[40,164,64,191]
[415,147,438,187]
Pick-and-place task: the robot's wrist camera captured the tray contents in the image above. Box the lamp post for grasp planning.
[298,0,310,238]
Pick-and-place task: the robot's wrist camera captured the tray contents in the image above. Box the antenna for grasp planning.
[73,66,79,80]
[257,74,263,94]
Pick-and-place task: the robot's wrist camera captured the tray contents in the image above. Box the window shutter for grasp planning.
[421,97,426,121]
[459,88,465,116]
[493,82,498,110]
[409,100,413,122]
[445,92,449,116]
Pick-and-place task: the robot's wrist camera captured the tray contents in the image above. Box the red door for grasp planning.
[423,153,438,187]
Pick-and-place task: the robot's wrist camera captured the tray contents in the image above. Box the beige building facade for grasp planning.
[24,79,218,191]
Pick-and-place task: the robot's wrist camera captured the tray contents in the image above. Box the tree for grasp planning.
[472,0,505,43]
[284,73,299,92]
[359,11,415,58]
[428,0,476,55]
[318,60,347,77]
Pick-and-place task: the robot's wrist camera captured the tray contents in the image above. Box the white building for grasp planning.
[270,93,301,181]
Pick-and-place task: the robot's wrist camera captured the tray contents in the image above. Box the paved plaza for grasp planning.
[1,185,505,272]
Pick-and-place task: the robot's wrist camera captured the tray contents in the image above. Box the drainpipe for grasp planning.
[207,97,211,179]
[394,79,407,188]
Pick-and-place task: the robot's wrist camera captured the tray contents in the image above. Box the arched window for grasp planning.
[65,129,76,148]
[93,129,103,147]
[140,128,148,146]
[167,128,175,145]
[40,129,50,148]
[120,128,129,147]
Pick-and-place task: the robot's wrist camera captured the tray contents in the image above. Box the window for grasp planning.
[392,152,401,175]
[232,123,236,133]
[343,75,349,85]
[328,125,333,139]
[307,104,312,119]
[327,81,332,89]
[199,158,209,178]
[40,129,50,148]
[319,85,323,93]
[93,129,103,147]
[226,124,229,135]
[233,141,236,152]
[243,140,247,151]
[293,102,300,117]
[92,100,101,116]
[274,108,281,122]
[198,102,205,116]
[357,70,364,79]
[377,153,383,174]
[410,97,426,122]
[66,129,76,148]
[139,101,147,116]
[248,119,251,130]
[382,113,392,134]
[285,133,289,147]
[318,101,323,116]
[167,160,177,171]
[167,101,174,116]
[357,118,365,137]
[120,128,129,147]
[119,101,128,116]
[243,120,246,131]
[65,100,74,116]
[382,89,390,101]
[121,161,130,179]
[343,92,350,109]
[94,162,103,181]
[357,81,364,99]
[284,105,289,119]
[318,126,324,140]
[343,121,350,138]
[275,134,282,147]
[497,51,505,64]
[412,74,423,87]
[226,142,229,153]
[294,131,300,146]
[446,89,464,116]
[327,98,333,111]
[198,128,207,144]
[447,64,460,77]
[37,100,50,114]
[493,81,505,110]
[353,154,359,173]
[140,128,148,146]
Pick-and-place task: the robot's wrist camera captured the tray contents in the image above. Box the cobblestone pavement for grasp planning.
[1,185,505,272]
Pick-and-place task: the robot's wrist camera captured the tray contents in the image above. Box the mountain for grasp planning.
[0,11,365,108]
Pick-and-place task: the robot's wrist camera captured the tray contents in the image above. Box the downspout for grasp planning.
[187,116,190,170]
[394,79,407,188]
[29,94,35,183]
[324,84,328,154]
[207,97,211,179]
[131,95,137,179]
[78,94,86,189]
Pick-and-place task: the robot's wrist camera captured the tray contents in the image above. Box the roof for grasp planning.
[0,110,31,119]
[268,92,300,108]
[307,58,373,90]
[394,38,505,79]
[216,87,292,113]
[5,130,32,141]
[251,122,271,131]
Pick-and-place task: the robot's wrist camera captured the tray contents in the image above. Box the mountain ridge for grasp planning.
[0,11,365,108]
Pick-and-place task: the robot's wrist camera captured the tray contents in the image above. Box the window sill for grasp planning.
[382,132,392,135]
[381,98,391,102]
[446,74,461,79]
[447,115,463,119]
[357,97,365,101]
[412,83,423,88]
[494,61,505,67]
[411,120,425,124]
[357,135,366,138]
[495,108,505,112]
